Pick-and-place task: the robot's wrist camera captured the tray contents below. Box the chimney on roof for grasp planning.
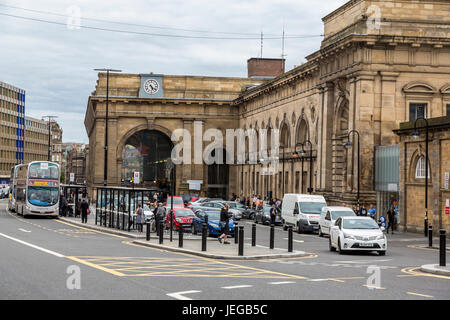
[247,58,285,79]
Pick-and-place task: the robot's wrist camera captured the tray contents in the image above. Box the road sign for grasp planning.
[70,173,74,182]
[445,172,449,189]
[133,171,140,184]
[445,199,449,215]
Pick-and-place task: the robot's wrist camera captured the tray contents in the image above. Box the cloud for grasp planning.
[0,0,348,144]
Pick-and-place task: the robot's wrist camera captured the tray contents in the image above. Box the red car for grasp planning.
[164,196,185,208]
[165,208,196,231]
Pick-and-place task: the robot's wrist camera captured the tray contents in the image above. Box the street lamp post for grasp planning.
[411,117,429,237]
[94,68,122,186]
[43,115,57,161]
[280,144,285,197]
[293,141,313,194]
[344,130,360,209]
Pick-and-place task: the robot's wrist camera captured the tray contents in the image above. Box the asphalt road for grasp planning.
[0,199,449,300]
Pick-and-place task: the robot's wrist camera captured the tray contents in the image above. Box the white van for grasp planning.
[281,194,327,233]
[318,206,356,237]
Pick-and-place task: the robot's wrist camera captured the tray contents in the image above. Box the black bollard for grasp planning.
[288,226,293,252]
[234,222,239,244]
[238,226,244,256]
[252,223,256,247]
[179,226,183,248]
[428,225,433,247]
[146,222,150,241]
[440,229,446,267]
[205,214,209,225]
[270,224,274,249]
[122,212,125,230]
[424,218,428,237]
[159,221,164,244]
[202,223,207,251]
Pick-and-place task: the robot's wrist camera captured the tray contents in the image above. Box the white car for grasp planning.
[329,216,387,255]
[318,206,356,237]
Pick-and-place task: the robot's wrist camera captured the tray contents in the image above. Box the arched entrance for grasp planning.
[207,148,229,199]
[121,130,174,192]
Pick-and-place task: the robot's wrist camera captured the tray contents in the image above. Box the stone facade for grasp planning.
[84,74,267,198]
[394,116,450,234]
[233,0,450,207]
[84,0,450,220]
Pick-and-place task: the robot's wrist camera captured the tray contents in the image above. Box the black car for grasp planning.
[254,206,282,225]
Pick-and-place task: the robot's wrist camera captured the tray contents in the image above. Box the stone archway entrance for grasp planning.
[207,148,229,199]
[121,130,174,192]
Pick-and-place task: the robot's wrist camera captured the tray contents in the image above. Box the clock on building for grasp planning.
[143,79,160,95]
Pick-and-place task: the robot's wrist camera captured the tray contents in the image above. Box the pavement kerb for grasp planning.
[420,264,450,276]
[132,239,310,260]
[58,217,225,241]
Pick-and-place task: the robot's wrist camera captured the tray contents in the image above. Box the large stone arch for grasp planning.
[116,124,174,190]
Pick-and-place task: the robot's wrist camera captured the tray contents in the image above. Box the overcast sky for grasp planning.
[0,0,347,143]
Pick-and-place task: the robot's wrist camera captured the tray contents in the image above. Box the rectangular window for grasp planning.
[447,104,450,116]
[409,103,427,121]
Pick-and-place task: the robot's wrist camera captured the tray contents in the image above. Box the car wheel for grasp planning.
[297,222,302,234]
[378,251,386,256]
[318,227,324,237]
[338,238,345,255]
[329,237,336,252]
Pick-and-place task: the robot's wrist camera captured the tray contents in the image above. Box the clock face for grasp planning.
[143,79,159,95]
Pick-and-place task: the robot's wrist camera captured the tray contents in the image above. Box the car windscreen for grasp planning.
[203,212,221,220]
[343,218,379,229]
[235,203,245,209]
[27,187,59,206]
[167,197,184,205]
[331,211,356,220]
[175,210,195,217]
[299,202,326,214]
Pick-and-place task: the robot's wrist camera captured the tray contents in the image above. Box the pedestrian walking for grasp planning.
[135,204,144,233]
[80,198,89,223]
[386,206,395,234]
[218,204,232,244]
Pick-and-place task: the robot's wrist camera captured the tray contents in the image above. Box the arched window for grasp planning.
[296,118,309,144]
[415,156,429,179]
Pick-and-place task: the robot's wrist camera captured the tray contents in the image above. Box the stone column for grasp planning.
[319,82,335,192]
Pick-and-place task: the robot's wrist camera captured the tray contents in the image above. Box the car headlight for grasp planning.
[376,234,385,240]
[265,214,270,218]
[209,223,219,228]
[343,233,356,240]
[175,218,182,222]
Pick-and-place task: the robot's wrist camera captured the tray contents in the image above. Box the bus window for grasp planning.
[29,163,59,180]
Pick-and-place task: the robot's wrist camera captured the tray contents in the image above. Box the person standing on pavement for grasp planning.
[135,204,144,233]
[218,204,232,244]
[155,203,166,235]
[386,206,395,234]
[270,204,277,226]
[80,198,89,224]
[358,205,368,216]
[368,204,376,220]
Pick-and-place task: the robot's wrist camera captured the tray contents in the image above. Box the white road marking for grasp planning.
[268,281,296,285]
[283,238,304,243]
[334,259,392,264]
[166,290,201,300]
[0,232,65,258]
[308,279,329,282]
[19,228,31,233]
[222,285,253,289]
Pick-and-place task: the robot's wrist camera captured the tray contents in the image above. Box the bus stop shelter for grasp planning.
[61,184,87,217]
[95,186,153,231]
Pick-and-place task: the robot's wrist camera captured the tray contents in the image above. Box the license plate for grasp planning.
[360,243,374,247]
